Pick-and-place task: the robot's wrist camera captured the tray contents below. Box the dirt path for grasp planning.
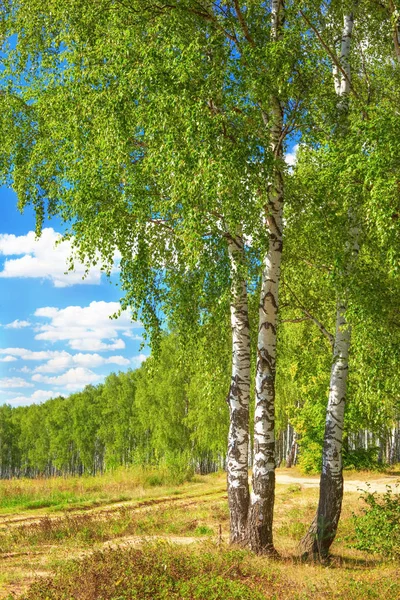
[1,473,399,599]
[1,473,398,537]
[1,474,398,530]
[0,487,227,530]
[276,474,400,494]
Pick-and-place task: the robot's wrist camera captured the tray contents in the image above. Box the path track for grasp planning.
[276,474,400,494]
[1,473,398,531]
[0,487,227,530]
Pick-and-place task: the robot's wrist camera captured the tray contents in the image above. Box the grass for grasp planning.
[8,542,400,600]
[0,467,399,599]
[0,466,204,513]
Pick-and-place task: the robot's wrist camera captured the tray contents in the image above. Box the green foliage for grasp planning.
[297,441,323,475]
[0,1,399,496]
[0,334,229,479]
[353,485,400,559]
[343,448,384,472]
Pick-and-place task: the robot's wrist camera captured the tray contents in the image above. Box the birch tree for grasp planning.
[226,233,251,543]
[0,0,261,542]
[300,13,357,558]
[296,1,400,557]
[247,0,284,555]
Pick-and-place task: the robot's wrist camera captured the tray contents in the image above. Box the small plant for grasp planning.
[194,525,214,536]
[352,484,400,559]
[287,484,302,493]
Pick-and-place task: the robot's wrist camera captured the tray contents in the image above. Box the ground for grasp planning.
[0,466,399,599]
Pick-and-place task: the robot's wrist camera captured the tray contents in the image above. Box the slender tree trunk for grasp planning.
[286,428,298,468]
[247,0,284,555]
[300,13,355,559]
[248,201,282,553]
[299,302,350,557]
[248,122,284,553]
[226,233,251,544]
[390,426,397,464]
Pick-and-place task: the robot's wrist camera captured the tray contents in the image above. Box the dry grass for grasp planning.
[0,468,399,599]
[0,466,217,514]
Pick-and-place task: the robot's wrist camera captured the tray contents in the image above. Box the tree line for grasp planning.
[1,0,400,558]
[0,337,225,480]
[1,328,398,478]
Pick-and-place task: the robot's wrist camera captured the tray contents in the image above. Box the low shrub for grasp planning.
[17,544,274,600]
[352,484,400,559]
[343,447,385,472]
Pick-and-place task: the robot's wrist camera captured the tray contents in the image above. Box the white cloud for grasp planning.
[0,347,131,373]
[34,351,130,374]
[68,338,126,352]
[5,319,31,329]
[32,367,102,391]
[34,301,141,352]
[0,228,103,287]
[123,331,144,341]
[285,143,299,167]
[5,389,57,407]
[0,348,59,361]
[0,377,34,388]
[132,353,149,366]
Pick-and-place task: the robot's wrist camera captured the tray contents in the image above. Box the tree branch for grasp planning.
[284,282,334,351]
[233,1,256,47]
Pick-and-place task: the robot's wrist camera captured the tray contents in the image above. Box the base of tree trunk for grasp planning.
[247,471,277,555]
[299,470,344,560]
[228,483,250,545]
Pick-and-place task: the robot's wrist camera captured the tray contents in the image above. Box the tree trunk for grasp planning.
[299,302,350,558]
[286,428,298,468]
[300,12,355,559]
[390,426,397,464]
[247,0,284,555]
[226,233,251,544]
[247,207,282,553]
[248,125,283,554]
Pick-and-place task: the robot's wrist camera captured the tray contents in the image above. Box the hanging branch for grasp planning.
[233,0,256,47]
[284,281,335,351]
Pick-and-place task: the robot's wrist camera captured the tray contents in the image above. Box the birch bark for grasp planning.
[300,13,356,559]
[226,233,251,544]
[286,428,298,468]
[247,0,284,554]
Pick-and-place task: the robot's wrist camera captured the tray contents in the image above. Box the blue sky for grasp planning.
[0,186,148,407]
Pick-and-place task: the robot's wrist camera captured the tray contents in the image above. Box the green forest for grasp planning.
[1,0,400,564]
[1,325,399,479]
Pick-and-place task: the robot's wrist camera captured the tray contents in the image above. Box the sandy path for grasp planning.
[1,474,398,531]
[276,474,400,494]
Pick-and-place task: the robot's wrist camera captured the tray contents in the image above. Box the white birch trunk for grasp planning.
[247,0,284,554]
[286,427,298,468]
[300,302,351,556]
[300,12,357,559]
[226,233,251,544]
[390,426,397,464]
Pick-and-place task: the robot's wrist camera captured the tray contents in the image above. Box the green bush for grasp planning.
[343,447,384,471]
[297,441,322,474]
[352,484,400,559]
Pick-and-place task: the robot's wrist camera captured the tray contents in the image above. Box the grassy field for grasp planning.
[0,467,399,599]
